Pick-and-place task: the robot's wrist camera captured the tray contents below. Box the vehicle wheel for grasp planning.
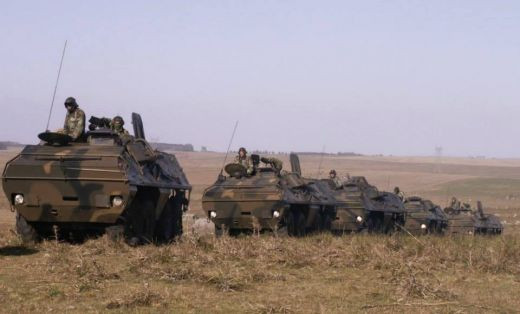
[156,196,183,242]
[16,212,39,245]
[215,225,224,237]
[312,212,323,233]
[286,211,297,236]
[322,214,332,231]
[295,212,307,237]
[124,198,155,245]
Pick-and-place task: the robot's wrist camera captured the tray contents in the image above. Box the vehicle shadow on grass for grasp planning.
[0,245,38,256]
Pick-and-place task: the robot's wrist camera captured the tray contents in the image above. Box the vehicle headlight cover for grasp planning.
[112,196,124,207]
[14,194,24,205]
[273,210,280,218]
[356,216,363,223]
[420,224,427,229]
[210,211,217,218]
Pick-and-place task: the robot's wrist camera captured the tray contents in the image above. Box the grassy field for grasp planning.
[1,149,520,312]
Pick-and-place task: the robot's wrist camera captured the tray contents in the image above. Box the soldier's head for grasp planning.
[329,169,337,179]
[64,97,78,113]
[112,116,124,131]
[238,147,247,158]
[394,186,400,194]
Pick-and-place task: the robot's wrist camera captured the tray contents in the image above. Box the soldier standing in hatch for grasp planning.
[61,97,85,141]
[235,147,254,175]
[394,186,405,201]
[329,169,343,188]
[110,116,129,137]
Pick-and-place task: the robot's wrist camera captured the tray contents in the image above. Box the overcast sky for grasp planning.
[1,1,519,157]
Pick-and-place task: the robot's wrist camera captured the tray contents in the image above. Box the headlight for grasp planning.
[420,224,427,229]
[273,210,280,218]
[112,196,124,207]
[14,194,24,205]
[210,211,217,218]
[356,216,363,223]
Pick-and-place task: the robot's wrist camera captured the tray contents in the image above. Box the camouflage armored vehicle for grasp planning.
[339,176,406,233]
[202,154,336,236]
[473,201,503,234]
[444,198,503,235]
[314,179,366,233]
[2,113,191,244]
[403,196,448,235]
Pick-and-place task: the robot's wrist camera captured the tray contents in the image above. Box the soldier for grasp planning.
[329,169,343,188]
[394,186,405,201]
[62,97,85,141]
[234,147,254,175]
[110,116,129,136]
[261,157,283,173]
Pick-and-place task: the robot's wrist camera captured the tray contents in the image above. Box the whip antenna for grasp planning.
[45,40,68,131]
[316,145,326,178]
[220,120,239,175]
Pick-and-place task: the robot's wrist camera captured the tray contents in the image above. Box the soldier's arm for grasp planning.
[71,110,86,140]
[246,157,254,174]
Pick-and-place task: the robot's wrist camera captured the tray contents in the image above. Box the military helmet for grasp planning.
[329,169,337,175]
[239,147,247,154]
[64,97,78,108]
[113,115,124,126]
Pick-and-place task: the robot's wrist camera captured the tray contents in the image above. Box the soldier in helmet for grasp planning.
[62,97,85,141]
[394,186,405,201]
[329,169,343,189]
[110,116,129,136]
[234,147,254,175]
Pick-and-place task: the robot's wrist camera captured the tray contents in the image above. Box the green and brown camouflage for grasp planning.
[202,153,335,236]
[2,113,191,244]
[403,196,448,235]
[313,179,366,233]
[443,198,502,235]
[341,176,406,233]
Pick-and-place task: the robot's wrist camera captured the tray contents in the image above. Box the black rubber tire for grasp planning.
[16,212,39,245]
[322,214,332,231]
[312,212,323,233]
[215,225,224,237]
[286,211,297,236]
[295,212,306,237]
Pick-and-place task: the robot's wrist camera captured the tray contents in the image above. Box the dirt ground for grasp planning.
[0,149,519,313]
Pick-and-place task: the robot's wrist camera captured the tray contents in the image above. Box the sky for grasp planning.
[1,1,519,157]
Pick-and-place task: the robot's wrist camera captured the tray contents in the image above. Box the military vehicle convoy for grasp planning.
[202,154,336,236]
[444,198,503,235]
[403,196,448,234]
[2,113,191,245]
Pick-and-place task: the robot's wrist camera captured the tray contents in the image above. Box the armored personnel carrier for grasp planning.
[202,154,335,236]
[444,198,502,235]
[339,176,406,233]
[473,201,503,234]
[403,196,448,235]
[2,113,191,244]
[314,179,366,233]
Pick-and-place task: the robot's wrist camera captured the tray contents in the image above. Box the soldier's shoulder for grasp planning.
[77,108,86,116]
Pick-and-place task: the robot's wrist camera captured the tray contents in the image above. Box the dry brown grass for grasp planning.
[1,149,520,312]
[0,231,519,312]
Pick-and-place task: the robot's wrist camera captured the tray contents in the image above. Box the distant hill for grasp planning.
[0,141,24,150]
[151,142,194,152]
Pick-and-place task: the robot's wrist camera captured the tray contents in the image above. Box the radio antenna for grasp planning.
[45,40,68,131]
[316,145,326,178]
[220,120,239,175]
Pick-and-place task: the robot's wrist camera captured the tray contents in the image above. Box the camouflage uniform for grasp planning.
[394,187,405,201]
[63,107,85,141]
[234,155,254,175]
[329,170,342,189]
[110,116,129,137]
